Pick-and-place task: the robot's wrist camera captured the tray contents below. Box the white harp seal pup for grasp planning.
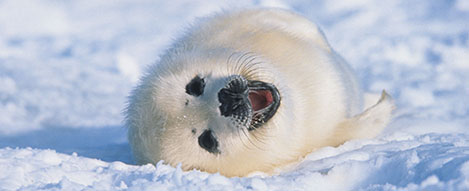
[126,9,394,177]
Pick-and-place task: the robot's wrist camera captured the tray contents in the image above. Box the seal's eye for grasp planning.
[198,130,219,154]
[185,76,205,96]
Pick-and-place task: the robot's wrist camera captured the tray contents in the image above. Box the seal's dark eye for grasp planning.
[185,76,205,96]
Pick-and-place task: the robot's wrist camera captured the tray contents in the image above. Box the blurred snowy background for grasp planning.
[0,0,468,190]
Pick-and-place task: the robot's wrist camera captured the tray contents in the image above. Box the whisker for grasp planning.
[234,52,251,74]
[226,52,238,75]
[241,126,265,151]
[240,127,255,150]
[250,128,268,146]
[243,61,263,79]
[240,53,258,68]
[235,124,250,151]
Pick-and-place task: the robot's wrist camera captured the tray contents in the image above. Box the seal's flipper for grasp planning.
[331,91,395,145]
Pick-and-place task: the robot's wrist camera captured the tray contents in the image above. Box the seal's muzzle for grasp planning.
[218,75,281,130]
[218,76,251,118]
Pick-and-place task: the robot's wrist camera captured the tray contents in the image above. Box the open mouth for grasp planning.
[247,81,281,130]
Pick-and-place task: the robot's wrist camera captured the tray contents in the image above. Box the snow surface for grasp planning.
[0,0,468,190]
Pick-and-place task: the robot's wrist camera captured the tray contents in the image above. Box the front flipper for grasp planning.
[329,91,395,146]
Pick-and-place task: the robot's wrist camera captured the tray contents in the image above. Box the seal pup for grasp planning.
[126,9,394,177]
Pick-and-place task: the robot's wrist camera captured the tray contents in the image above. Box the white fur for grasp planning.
[126,9,395,177]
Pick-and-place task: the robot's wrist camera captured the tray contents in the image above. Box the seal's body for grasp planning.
[126,9,394,177]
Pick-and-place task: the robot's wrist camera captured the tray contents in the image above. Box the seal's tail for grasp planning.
[330,90,395,145]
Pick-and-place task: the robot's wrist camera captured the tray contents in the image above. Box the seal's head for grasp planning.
[127,50,295,177]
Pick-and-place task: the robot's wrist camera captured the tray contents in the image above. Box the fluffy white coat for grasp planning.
[126,9,394,177]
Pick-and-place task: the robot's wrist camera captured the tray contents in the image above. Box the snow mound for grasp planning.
[1,133,468,190]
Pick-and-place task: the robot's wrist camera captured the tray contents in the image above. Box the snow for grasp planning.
[0,0,468,190]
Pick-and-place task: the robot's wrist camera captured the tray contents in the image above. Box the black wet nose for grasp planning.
[198,130,219,154]
[218,76,250,117]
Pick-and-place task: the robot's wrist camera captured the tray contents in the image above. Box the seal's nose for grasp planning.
[218,76,250,117]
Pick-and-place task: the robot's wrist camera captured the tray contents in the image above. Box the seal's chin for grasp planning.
[247,81,281,130]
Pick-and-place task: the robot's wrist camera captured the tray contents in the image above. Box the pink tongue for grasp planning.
[248,90,274,112]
